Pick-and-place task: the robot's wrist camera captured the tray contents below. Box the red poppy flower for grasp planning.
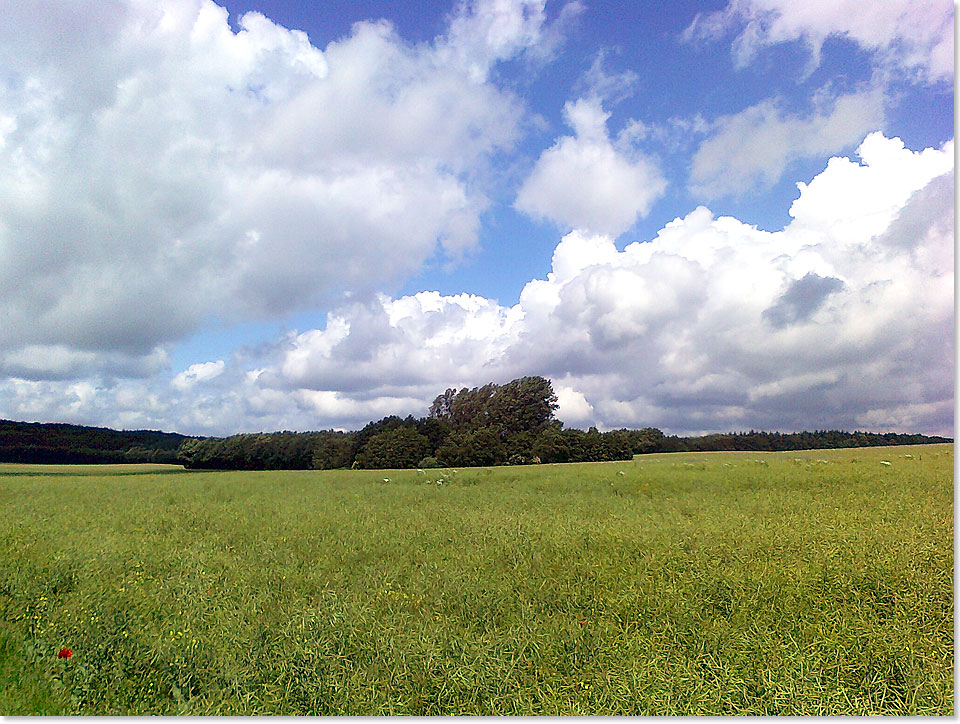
[57,647,72,659]
[578,620,586,626]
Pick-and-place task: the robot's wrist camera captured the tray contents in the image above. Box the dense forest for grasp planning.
[0,376,951,469]
[0,419,190,464]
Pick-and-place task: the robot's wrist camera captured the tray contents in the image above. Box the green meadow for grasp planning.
[0,444,952,715]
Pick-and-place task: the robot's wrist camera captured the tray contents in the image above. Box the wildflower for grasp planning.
[880,461,891,466]
[578,620,586,626]
[383,477,390,482]
[57,647,72,659]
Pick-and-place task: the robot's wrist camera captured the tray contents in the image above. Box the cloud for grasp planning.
[278,291,525,395]
[761,272,844,328]
[439,0,584,82]
[0,0,553,376]
[685,0,953,83]
[514,97,667,236]
[171,360,225,390]
[689,88,885,198]
[5,132,949,437]
[787,132,953,241]
[171,131,947,437]
[0,345,169,382]
[576,50,639,105]
[554,385,595,427]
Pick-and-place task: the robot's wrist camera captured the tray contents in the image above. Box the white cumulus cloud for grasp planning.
[279,291,525,396]
[554,385,595,427]
[515,97,666,236]
[172,360,225,390]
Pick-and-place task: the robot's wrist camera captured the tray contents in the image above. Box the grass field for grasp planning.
[0,444,953,714]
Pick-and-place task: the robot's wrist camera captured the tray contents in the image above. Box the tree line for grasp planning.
[656,429,952,453]
[0,379,951,469]
[0,419,188,464]
[177,377,951,470]
[179,376,661,469]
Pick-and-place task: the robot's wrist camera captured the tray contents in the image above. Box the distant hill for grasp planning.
[0,419,193,464]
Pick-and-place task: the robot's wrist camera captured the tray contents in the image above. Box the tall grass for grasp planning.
[0,444,952,714]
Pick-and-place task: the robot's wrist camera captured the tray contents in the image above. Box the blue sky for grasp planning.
[0,0,954,436]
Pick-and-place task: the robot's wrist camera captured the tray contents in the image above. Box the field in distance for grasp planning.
[0,444,952,714]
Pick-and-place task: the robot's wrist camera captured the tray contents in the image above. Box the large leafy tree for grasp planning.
[428,376,559,465]
[486,376,558,435]
[429,376,558,435]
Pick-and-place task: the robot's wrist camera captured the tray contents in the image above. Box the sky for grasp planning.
[0,0,954,437]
